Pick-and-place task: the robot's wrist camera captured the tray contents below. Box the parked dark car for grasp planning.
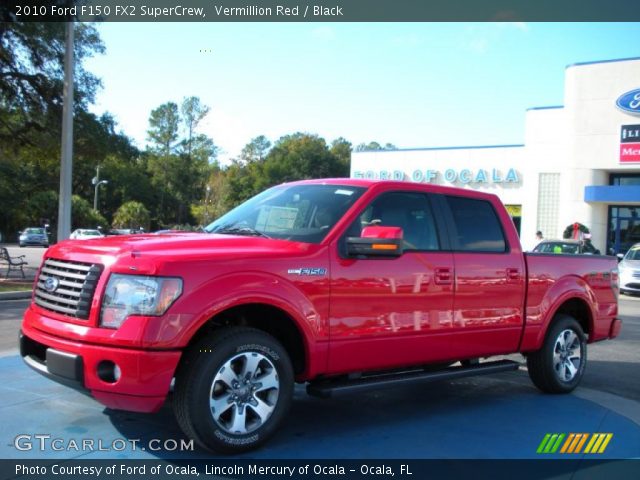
[18,227,49,248]
[533,239,600,255]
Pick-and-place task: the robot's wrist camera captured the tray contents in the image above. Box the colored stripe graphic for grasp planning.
[584,434,598,453]
[550,434,565,453]
[537,434,551,454]
[538,433,612,454]
[560,434,575,453]
[575,434,589,453]
[597,434,613,453]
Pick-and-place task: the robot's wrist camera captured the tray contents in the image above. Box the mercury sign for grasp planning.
[616,89,640,116]
[352,168,520,185]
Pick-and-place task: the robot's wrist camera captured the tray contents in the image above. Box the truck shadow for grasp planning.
[104,371,589,459]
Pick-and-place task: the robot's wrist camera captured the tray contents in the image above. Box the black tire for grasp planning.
[527,314,587,394]
[173,327,294,454]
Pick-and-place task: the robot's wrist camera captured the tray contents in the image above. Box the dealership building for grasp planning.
[351,57,640,254]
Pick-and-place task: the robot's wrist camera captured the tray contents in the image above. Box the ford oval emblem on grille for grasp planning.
[616,88,640,115]
[44,277,60,293]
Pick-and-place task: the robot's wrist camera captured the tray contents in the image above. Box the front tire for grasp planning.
[173,327,294,453]
[527,314,587,394]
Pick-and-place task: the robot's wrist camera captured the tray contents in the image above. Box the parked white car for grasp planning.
[69,229,104,240]
[619,243,640,295]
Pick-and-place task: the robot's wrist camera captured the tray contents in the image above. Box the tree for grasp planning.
[145,98,218,226]
[0,21,114,241]
[240,135,271,163]
[72,195,107,229]
[0,22,104,144]
[181,96,210,158]
[113,201,151,231]
[147,102,180,156]
[330,137,352,171]
[354,141,398,152]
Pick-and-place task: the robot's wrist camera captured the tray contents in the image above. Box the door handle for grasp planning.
[435,267,453,285]
[506,268,520,280]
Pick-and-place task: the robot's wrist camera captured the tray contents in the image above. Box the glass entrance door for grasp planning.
[608,206,640,255]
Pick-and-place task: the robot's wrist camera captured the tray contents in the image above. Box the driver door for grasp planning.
[327,191,455,375]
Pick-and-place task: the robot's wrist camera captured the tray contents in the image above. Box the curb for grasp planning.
[0,291,32,301]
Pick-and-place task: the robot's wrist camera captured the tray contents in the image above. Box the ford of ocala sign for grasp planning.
[616,89,640,115]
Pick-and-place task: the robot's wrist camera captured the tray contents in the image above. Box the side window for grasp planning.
[445,196,507,252]
[347,192,440,251]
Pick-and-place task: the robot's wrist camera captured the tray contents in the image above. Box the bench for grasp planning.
[0,247,27,279]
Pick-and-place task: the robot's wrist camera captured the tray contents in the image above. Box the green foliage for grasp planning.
[0,22,104,144]
[113,201,151,231]
[147,102,180,155]
[0,24,368,238]
[563,223,590,239]
[72,195,107,229]
[354,141,398,152]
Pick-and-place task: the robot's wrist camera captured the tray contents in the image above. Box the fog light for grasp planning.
[97,360,120,383]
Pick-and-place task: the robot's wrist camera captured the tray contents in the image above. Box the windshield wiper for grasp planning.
[213,225,271,239]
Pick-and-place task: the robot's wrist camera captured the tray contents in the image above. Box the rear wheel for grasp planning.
[173,327,294,453]
[527,314,586,394]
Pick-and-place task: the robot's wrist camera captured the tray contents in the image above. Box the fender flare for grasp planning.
[528,275,597,351]
[166,271,325,378]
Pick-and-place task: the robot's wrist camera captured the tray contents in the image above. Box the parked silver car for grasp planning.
[619,244,640,295]
[19,227,49,248]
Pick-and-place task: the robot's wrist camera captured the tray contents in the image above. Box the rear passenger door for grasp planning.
[436,194,525,358]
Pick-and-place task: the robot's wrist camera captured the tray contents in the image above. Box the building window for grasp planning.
[607,206,640,255]
[537,173,560,239]
[610,173,640,186]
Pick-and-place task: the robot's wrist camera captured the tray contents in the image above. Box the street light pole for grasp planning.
[57,20,74,241]
[204,185,211,224]
[92,165,108,211]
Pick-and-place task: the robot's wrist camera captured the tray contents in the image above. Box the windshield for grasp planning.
[624,247,640,261]
[204,184,365,243]
[25,228,44,234]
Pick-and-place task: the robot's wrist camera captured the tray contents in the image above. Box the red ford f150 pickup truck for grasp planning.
[20,179,621,453]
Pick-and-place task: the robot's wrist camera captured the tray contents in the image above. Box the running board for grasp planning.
[306,359,520,398]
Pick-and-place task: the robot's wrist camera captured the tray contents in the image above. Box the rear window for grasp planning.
[445,196,507,252]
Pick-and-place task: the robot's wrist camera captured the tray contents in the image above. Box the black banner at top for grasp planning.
[3,0,640,22]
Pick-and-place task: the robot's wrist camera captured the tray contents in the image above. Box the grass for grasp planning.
[0,283,33,293]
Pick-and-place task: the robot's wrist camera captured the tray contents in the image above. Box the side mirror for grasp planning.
[346,226,404,257]
[617,253,624,262]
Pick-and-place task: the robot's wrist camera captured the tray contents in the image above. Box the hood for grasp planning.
[620,259,640,270]
[47,232,315,265]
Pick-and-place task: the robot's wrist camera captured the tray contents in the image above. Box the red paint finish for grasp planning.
[20,179,620,413]
[328,251,455,374]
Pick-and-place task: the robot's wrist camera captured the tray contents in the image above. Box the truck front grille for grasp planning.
[34,258,103,319]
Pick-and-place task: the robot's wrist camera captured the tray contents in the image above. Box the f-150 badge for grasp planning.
[287,267,327,276]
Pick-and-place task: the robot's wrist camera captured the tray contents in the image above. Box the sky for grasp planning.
[85,22,640,164]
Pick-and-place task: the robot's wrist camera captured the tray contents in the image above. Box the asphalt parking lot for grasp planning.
[0,296,638,461]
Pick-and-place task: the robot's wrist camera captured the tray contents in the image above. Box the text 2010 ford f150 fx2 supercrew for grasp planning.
[20,179,622,453]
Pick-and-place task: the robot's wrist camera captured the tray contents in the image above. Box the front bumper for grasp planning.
[20,321,182,413]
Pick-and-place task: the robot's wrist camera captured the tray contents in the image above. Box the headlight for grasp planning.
[100,274,183,329]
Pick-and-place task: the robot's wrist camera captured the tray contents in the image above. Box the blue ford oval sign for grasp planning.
[616,89,640,115]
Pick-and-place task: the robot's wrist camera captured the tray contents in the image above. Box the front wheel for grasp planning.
[173,327,294,453]
[527,314,587,394]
